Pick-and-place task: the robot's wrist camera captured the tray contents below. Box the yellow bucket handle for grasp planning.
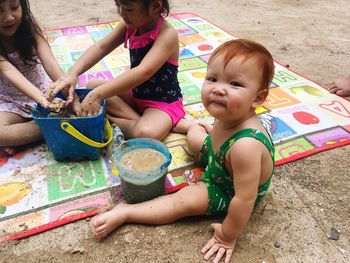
[60,119,113,148]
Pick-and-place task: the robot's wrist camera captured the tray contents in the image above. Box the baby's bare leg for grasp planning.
[90,182,208,239]
[0,112,42,149]
[326,74,350,97]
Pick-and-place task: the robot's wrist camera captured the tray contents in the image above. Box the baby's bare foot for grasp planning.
[326,75,350,97]
[90,202,129,239]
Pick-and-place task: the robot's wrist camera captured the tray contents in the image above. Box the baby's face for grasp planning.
[201,55,266,122]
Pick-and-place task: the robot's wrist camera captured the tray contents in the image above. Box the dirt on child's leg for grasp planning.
[326,75,350,97]
[90,202,129,239]
[90,182,209,239]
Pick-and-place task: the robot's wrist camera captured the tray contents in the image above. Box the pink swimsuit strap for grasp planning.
[124,17,164,48]
[123,17,178,66]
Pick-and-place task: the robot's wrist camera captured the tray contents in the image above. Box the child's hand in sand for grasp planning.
[38,96,50,109]
[201,223,236,263]
[47,74,78,104]
[79,91,102,117]
[71,99,82,116]
[47,98,66,113]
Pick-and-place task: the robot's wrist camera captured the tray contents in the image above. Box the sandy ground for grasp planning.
[1,0,350,262]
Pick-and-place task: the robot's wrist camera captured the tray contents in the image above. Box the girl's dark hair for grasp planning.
[115,0,170,17]
[0,0,43,65]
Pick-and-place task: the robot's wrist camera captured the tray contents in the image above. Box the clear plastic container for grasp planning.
[113,138,172,204]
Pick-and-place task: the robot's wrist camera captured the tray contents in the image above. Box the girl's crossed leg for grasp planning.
[87,79,173,140]
[108,106,173,140]
[0,111,42,155]
[90,182,209,239]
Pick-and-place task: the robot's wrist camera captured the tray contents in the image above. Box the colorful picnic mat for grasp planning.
[1,13,350,242]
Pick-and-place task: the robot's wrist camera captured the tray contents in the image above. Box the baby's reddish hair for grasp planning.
[208,39,275,91]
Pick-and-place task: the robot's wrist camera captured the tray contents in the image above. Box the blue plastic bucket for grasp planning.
[113,138,172,204]
[33,89,111,161]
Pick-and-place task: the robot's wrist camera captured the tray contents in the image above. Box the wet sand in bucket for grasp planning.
[119,148,165,171]
[114,138,172,204]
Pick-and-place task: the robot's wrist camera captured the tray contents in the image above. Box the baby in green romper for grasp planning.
[90,39,275,263]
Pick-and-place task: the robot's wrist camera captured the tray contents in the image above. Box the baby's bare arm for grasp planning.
[201,139,265,262]
[222,138,264,240]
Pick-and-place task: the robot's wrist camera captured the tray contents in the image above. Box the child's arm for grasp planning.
[0,57,49,107]
[222,138,261,234]
[35,32,81,113]
[35,33,64,82]
[201,138,263,262]
[79,23,179,116]
[48,22,127,102]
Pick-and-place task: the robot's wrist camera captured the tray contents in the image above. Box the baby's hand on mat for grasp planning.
[201,223,236,263]
[79,91,102,117]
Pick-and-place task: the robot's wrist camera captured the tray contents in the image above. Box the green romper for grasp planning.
[199,128,275,215]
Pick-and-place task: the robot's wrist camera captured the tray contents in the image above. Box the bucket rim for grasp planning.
[114,137,172,180]
[33,88,106,121]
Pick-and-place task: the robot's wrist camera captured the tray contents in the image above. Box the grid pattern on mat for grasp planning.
[1,13,349,242]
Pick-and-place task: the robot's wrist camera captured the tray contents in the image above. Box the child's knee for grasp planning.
[133,123,167,140]
[86,79,108,89]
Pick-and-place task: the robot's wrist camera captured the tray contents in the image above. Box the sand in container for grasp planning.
[114,138,172,204]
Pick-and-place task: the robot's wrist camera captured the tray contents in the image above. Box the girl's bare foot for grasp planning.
[198,122,213,134]
[326,75,350,97]
[106,114,124,126]
[0,147,16,156]
[90,202,129,239]
[172,118,195,134]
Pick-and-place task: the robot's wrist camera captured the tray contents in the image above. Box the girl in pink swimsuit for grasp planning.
[49,0,185,140]
[0,0,64,155]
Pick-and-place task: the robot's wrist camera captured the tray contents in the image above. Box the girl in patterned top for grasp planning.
[49,0,185,140]
[0,0,65,155]
[89,39,275,263]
